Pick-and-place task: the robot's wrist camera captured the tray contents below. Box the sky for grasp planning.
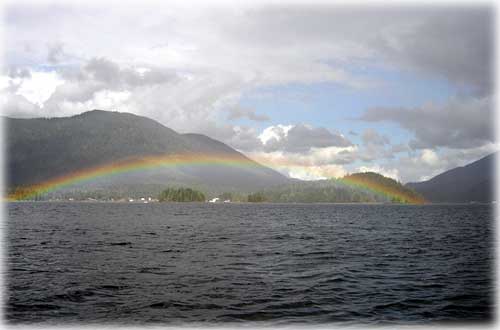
[0,1,497,183]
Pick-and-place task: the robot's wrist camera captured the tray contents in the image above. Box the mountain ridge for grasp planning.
[406,153,496,203]
[5,110,289,192]
[6,110,495,203]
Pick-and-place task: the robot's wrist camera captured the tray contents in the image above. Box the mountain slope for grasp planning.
[244,172,425,204]
[342,172,426,204]
[5,110,288,193]
[406,153,496,203]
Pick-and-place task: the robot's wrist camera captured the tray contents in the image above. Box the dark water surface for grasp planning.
[5,202,494,325]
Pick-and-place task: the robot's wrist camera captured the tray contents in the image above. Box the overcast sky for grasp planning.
[0,1,497,182]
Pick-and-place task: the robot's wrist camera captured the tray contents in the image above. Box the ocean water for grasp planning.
[5,202,494,325]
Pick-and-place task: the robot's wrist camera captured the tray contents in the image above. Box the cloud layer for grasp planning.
[1,3,496,182]
[360,97,494,150]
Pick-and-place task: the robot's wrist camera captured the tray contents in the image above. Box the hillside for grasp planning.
[341,172,426,204]
[5,110,289,195]
[246,172,426,204]
[406,153,496,203]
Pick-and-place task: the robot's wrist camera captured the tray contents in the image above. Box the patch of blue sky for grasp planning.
[237,63,457,147]
[32,65,62,72]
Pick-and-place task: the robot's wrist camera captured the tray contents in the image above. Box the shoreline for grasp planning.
[4,200,494,206]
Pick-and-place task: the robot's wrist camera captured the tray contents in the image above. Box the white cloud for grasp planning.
[258,125,293,145]
[246,150,349,180]
[285,165,347,181]
[245,143,357,180]
[9,70,64,107]
[371,144,499,183]
[421,149,438,166]
[0,76,11,90]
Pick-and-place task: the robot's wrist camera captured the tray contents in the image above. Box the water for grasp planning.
[5,202,494,325]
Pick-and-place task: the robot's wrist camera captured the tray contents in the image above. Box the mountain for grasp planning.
[406,153,496,203]
[5,110,289,195]
[342,172,426,204]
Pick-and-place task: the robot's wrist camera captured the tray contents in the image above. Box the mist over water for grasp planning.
[6,202,493,324]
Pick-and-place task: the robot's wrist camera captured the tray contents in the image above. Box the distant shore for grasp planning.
[5,200,495,206]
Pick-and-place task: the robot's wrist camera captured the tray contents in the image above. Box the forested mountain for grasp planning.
[343,172,426,204]
[5,110,288,193]
[7,109,487,203]
[246,172,425,204]
[406,153,496,203]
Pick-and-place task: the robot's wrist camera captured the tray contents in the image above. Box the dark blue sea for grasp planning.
[5,202,494,325]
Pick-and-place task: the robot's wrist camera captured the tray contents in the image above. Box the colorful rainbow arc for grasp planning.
[6,153,425,204]
[339,175,426,204]
[7,153,258,201]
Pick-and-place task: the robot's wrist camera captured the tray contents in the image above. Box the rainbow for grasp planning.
[339,174,426,204]
[6,153,262,201]
[5,154,425,204]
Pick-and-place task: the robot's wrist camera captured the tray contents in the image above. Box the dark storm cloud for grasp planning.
[377,7,493,96]
[224,5,493,96]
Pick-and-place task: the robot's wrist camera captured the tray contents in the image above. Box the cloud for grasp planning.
[213,125,264,152]
[420,149,439,166]
[3,5,493,127]
[81,57,177,88]
[259,124,353,153]
[375,144,498,183]
[212,122,357,162]
[283,164,348,181]
[359,96,494,150]
[350,128,397,162]
[226,105,269,122]
[1,70,65,108]
[6,67,31,79]
[6,58,228,129]
[390,143,410,154]
[0,93,41,118]
[361,128,389,146]
[47,42,66,64]
[377,7,493,96]
[205,123,359,180]
[217,5,492,95]
[246,149,354,180]
[1,3,494,184]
